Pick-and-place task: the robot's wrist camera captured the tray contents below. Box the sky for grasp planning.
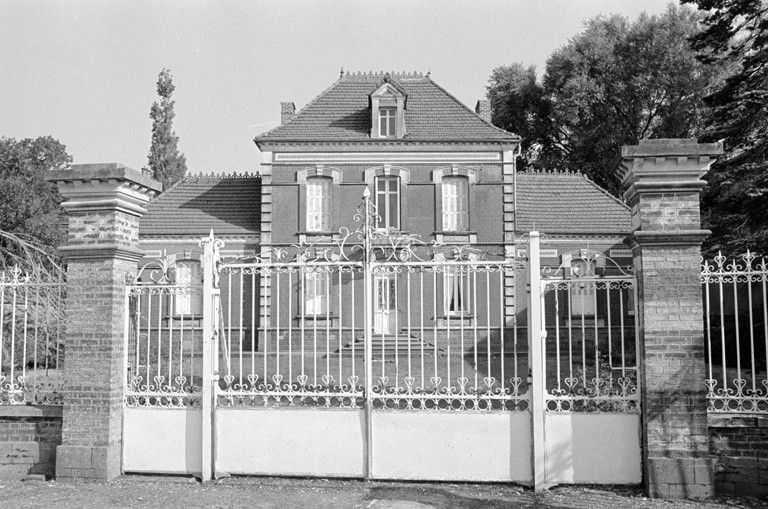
[0,0,676,174]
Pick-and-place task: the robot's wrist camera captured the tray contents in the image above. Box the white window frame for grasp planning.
[374,175,400,231]
[442,176,469,232]
[306,177,331,232]
[303,268,328,317]
[443,268,470,317]
[379,107,396,138]
[174,261,202,317]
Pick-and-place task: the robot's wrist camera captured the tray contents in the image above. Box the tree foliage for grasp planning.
[147,68,187,190]
[683,0,768,257]
[488,5,717,194]
[0,136,69,253]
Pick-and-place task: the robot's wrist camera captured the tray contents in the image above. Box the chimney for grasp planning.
[475,100,491,123]
[281,102,296,125]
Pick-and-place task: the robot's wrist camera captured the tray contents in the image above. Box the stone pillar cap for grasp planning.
[48,163,162,193]
[621,138,723,159]
[619,138,724,195]
[48,162,162,217]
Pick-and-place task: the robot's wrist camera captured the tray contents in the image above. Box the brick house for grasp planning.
[137,71,631,334]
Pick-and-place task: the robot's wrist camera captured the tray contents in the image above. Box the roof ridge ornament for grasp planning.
[342,70,426,79]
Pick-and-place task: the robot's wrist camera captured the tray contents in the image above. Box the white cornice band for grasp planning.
[272,152,502,164]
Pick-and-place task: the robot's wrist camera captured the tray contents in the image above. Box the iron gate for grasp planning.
[121,194,641,488]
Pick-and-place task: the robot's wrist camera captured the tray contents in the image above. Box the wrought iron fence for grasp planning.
[541,249,639,413]
[0,266,65,405]
[217,258,366,408]
[124,258,203,408]
[702,251,768,413]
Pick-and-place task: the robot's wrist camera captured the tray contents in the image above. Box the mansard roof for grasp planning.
[255,71,518,144]
[139,173,261,238]
[516,171,632,236]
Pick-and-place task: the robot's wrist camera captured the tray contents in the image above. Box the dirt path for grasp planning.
[1,476,765,509]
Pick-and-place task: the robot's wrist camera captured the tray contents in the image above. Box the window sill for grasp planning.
[434,231,477,235]
[162,315,202,321]
[435,315,475,327]
[294,315,339,321]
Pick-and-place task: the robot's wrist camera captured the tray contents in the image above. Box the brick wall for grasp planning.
[709,416,768,496]
[0,408,62,479]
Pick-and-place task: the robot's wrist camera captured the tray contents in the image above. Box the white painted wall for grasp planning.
[544,413,641,485]
[215,408,365,477]
[123,408,202,474]
[371,410,532,482]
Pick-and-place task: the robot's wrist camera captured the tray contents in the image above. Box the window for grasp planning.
[306,177,331,232]
[374,176,400,230]
[444,269,470,316]
[570,258,596,317]
[303,269,328,316]
[174,261,202,316]
[442,176,469,231]
[379,107,396,137]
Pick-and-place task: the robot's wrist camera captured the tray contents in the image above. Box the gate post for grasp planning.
[200,231,222,482]
[527,231,546,490]
[47,164,161,480]
[620,139,722,499]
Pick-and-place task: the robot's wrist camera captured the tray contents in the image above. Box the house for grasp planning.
[137,70,632,337]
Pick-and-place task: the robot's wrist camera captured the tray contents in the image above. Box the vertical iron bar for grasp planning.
[406,269,412,381]
[499,268,506,394]
[719,272,727,394]
[733,274,741,389]
[747,262,756,395]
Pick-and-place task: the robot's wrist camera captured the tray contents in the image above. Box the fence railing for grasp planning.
[124,259,203,408]
[0,266,65,405]
[540,249,639,413]
[702,251,768,414]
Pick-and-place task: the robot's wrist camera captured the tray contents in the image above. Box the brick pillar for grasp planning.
[47,164,161,480]
[620,139,723,499]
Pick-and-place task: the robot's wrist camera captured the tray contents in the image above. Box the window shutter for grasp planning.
[306,178,331,232]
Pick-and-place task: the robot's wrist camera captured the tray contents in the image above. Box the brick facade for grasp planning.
[621,139,724,499]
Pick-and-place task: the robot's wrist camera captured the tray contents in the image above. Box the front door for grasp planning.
[373,274,396,334]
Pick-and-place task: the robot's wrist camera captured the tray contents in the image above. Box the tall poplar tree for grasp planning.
[147,68,187,190]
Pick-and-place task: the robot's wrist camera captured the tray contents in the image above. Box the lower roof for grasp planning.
[139,174,261,238]
[515,171,631,236]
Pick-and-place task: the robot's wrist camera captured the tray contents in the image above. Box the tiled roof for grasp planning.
[139,174,261,238]
[255,71,518,143]
[516,171,631,235]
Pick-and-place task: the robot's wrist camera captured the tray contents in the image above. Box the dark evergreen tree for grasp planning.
[683,0,768,257]
[147,68,187,190]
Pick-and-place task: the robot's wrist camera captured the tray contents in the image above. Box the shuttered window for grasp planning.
[306,177,331,232]
[444,268,470,316]
[442,176,469,231]
[303,269,328,316]
[174,261,202,316]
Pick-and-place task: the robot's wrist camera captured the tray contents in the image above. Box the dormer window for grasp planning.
[379,107,396,138]
[370,77,407,139]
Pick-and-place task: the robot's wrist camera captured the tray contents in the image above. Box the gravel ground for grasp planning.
[1,476,766,509]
